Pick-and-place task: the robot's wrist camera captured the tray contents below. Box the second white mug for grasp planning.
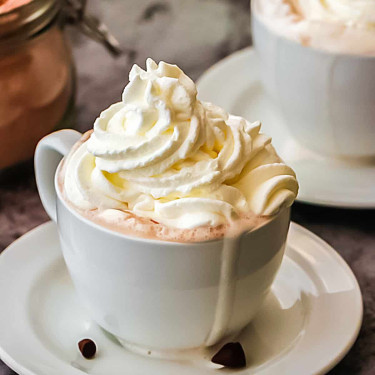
[252,1,375,159]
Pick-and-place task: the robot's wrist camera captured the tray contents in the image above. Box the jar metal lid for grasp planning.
[0,0,60,44]
[0,0,124,56]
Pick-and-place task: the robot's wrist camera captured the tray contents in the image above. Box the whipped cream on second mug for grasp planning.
[293,0,375,27]
[254,0,375,55]
[62,59,298,235]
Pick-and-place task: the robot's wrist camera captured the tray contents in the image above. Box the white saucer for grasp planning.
[197,47,375,209]
[0,222,362,375]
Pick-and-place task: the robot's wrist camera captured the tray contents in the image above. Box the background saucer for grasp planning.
[197,47,375,209]
[0,222,362,375]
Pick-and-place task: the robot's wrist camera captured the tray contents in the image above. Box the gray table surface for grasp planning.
[0,0,374,374]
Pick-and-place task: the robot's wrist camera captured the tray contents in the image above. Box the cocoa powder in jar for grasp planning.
[0,0,74,169]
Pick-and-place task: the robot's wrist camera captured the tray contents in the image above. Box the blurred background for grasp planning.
[0,0,374,374]
[69,0,252,128]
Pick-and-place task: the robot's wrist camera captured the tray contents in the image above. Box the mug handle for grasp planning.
[35,129,82,222]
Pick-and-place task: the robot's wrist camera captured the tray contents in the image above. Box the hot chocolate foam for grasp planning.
[65,204,268,243]
[254,0,375,56]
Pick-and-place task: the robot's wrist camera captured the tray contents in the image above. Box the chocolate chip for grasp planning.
[78,339,96,359]
[211,342,246,368]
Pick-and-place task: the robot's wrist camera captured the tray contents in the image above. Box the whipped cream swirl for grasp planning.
[63,59,298,229]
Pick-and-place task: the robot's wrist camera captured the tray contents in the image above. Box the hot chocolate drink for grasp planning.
[0,0,73,169]
[253,0,375,56]
[59,59,298,242]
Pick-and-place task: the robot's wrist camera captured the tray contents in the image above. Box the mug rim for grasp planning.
[54,160,288,247]
[251,0,375,61]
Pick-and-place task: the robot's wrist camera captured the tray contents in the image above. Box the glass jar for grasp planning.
[0,0,75,170]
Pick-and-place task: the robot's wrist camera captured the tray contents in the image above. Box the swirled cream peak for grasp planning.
[63,59,298,229]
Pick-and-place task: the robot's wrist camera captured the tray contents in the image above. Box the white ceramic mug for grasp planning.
[252,1,375,159]
[35,129,291,352]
